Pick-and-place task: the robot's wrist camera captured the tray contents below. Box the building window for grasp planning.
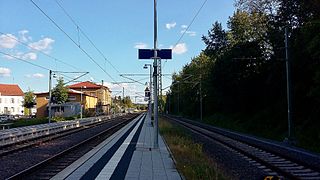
[0,98,2,103]
[4,107,8,114]
[11,107,14,113]
[11,98,15,103]
[68,96,76,101]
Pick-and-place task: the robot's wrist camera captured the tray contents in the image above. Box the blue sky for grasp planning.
[0,0,235,103]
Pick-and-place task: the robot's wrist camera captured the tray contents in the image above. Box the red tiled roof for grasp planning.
[68,81,101,89]
[68,81,111,92]
[35,89,97,98]
[0,84,24,96]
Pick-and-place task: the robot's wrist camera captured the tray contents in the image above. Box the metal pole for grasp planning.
[122,87,124,112]
[48,70,52,123]
[80,86,83,119]
[200,74,203,121]
[149,65,152,119]
[285,27,293,141]
[153,0,159,149]
[178,83,180,114]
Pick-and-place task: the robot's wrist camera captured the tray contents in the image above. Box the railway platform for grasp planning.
[52,113,181,180]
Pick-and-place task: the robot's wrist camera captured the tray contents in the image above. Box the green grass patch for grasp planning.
[2,116,79,129]
[9,118,49,128]
[159,118,224,180]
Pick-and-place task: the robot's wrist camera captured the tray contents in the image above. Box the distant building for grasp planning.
[68,81,112,115]
[35,89,97,118]
[0,84,24,115]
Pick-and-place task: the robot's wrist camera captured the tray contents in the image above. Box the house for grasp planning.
[0,84,24,115]
[68,81,112,114]
[35,89,97,118]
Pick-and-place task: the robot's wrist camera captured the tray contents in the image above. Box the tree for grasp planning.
[123,96,133,108]
[235,0,280,16]
[52,77,68,104]
[23,90,36,116]
[202,21,228,57]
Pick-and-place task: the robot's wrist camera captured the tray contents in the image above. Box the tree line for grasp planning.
[165,0,320,151]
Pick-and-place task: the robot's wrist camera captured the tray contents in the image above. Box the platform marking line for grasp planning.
[95,116,144,179]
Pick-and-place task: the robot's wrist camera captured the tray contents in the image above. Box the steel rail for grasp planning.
[7,114,141,179]
[166,116,320,179]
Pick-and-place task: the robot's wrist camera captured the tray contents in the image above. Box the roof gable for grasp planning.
[68,81,101,89]
[0,84,24,96]
[68,81,111,92]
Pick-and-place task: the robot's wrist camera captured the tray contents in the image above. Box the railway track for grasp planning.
[166,115,320,180]
[2,114,139,180]
[0,115,129,157]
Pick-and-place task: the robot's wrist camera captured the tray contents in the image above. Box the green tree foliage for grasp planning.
[202,22,228,57]
[123,96,133,108]
[23,90,36,115]
[166,0,320,151]
[52,77,68,104]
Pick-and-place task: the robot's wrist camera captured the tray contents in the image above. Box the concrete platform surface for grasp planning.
[52,113,181,180]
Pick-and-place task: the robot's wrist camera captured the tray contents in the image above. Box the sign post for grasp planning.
[138,0,172,149]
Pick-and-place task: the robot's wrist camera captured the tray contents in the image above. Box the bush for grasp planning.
[52,116,65,122]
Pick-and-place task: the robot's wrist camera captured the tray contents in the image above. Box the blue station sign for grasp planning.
[138,49,172,59]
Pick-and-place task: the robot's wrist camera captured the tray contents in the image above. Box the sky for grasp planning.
[0,0,235,103]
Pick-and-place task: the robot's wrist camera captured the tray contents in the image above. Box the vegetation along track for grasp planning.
[166,115,320,179]
[2,113,139,180]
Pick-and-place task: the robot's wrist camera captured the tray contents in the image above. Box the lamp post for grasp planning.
[48,70,52,123]
[144,64,153,119]
[80,86,86,119]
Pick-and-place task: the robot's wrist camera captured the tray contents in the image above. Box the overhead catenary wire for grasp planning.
[173,0,208,48]
[0,51,80,81]
[29,0,117,83]
[54,0,155,88]
[53,0,131,87]
[54,0,121,74]
[163,0,208,70]
[0,51,50,71]
[0,32,81,71]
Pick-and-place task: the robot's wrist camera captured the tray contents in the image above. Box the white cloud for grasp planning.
[29,37,54,51]
[2,54,15,60]
[32,73,44,78]
[181,30,196,36]
[181,25,188,29]
[90,77,94,82]
[170,43,187,54]
[22,52,37,60]
[103,82,129,90]
[0,67,11,77]
[134,42,148,49]
[25,73,44,78]
[18,30,32,42]
[0,34,18,49]
[2,52,38,60]
[166,22,177,29]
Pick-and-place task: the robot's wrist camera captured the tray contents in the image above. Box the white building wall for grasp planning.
[0,95,24,115]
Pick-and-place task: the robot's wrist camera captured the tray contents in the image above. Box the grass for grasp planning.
[1,116,79,129]
[9,118,49,128]
[159,117,225,180]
